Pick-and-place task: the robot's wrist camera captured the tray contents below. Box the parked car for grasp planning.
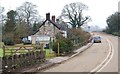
[44,43,49,49]
[92,36,101,43]
[23,40,32,44]
[22,36,32,44]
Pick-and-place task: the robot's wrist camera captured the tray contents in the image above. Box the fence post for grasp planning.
[3,46,5,57]
[58,42,59,56]
[10,49,13,56]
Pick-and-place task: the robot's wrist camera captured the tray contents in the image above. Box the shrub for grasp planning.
[112,32,120,37]
[53,28,91,56]
[67,28,91,46]
[4,38,15,45]
[3,33,15,45]
[52,38,73,55]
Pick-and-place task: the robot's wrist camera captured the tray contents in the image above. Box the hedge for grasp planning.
[52,38,73,55]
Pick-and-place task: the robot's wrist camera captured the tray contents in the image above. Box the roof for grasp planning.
[32,14,69,35]
[39,19,61,30]
[32,19,61,35]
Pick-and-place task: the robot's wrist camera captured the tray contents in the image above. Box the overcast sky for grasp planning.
[0,0,119,28]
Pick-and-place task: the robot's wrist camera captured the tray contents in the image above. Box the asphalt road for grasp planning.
[42,32,118,72]
[95,32,118,72]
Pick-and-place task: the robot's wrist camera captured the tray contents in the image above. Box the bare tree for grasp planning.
[15,2,43,36]
[16,2,38,27]
[60,2,91,28]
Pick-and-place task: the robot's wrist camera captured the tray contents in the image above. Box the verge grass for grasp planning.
[45,49,56,59]
[0,48,3,57]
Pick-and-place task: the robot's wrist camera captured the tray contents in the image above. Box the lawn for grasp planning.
[0,42,4,47]
[0,48,3,57]
[44,49,56,59]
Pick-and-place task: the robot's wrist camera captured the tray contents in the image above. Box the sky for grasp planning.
[0,0,119,29]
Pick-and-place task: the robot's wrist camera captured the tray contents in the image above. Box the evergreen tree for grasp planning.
[105,12,120,36]
[32,22,38,34]
[3,10,17,45]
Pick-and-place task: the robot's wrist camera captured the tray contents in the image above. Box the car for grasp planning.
[92,36,101,43]
[44,44,49,49]
[23,40,32,44]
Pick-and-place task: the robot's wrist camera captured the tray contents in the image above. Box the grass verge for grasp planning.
[0,48,3,57]
[45,49,56,59]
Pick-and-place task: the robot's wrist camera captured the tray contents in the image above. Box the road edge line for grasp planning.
[90,38,114,73]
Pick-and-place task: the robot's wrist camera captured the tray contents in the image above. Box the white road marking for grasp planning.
[90,38,114,73]
[97,39,114,72]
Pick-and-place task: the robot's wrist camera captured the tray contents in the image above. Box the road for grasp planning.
[42,32,118,72]
[94,32,118,72]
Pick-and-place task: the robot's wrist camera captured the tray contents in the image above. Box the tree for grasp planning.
[60,2,90,28]
[0,5,4,24]
[0,5,4,42]
[15,21,30,38]
[16,2,43,36]
[16,2,38,27]
[3,10,17,45]
[32,21,38,34]
[106,12,120,35]
[4,10,17,32]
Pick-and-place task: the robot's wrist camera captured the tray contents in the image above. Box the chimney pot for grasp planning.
[52,15,55,22]
[46,13,50,20]
[56,19,59,22]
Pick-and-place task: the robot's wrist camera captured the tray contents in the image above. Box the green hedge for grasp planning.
[112,32,120,37]
[52,38,73,55]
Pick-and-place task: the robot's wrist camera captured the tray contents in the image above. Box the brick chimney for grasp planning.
[52,15,55,22]
[46,13,50,20]
[56,19,59,23]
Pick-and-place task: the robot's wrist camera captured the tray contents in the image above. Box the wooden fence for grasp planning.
[2,44,43,56]
[2,50,45,72]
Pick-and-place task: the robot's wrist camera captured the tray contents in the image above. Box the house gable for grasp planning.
[35,13,61,38]
[31,13,68,44]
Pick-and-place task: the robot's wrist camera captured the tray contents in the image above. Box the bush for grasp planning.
[112,32,120,37]
[4,38,15,45]
[2,33,15,45]
[52,38,73,55]
[53,28,90,56]
[67,28,91,46]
